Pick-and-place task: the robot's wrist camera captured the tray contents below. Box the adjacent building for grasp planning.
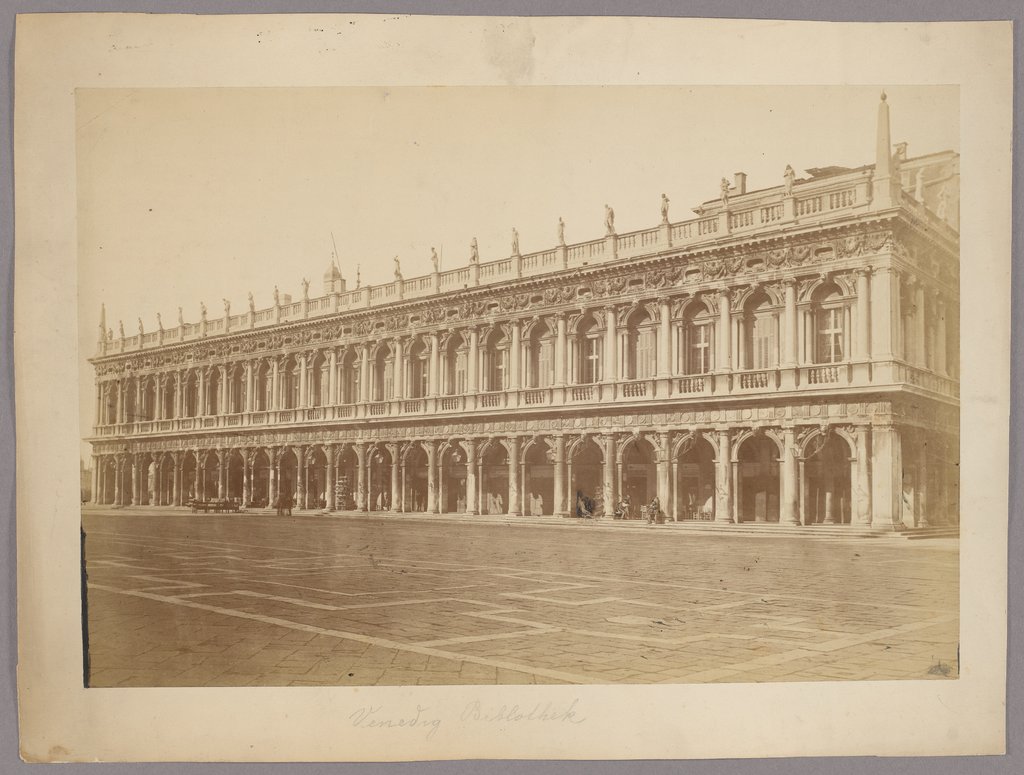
[86,95,960,529]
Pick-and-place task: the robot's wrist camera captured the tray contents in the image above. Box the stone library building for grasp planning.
[86,96,959,531]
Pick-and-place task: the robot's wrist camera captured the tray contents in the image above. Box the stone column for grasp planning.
[715,429,733,523]
[603,307,617,383]
[780,427,799,525]
[656,432,670,519]
[917,433,930,528]
[601,434,616,517]
[328,349,338,405]
[393,339,405,401]
[216,450,225,499]
[507,435,521,515]
[657,300,672,378]
[467,328,480,399]
[429,334,440,397]
[426,440,438,513]
[509,321,521,392]
[388,444,401,511]
[130,455,140,506]
[465,438,478,515]
[323,444,335,510]
[870,425,902,528]
[359,346,370,403]
[245,362,254,413]
[553,435,567,517]
[268,449,278,507]
[718,290,732,371]
[356,442,367,511]
[853,425,872,526]
[271,359,280,411]
[855,269,871,361]
[112,458,121,505]
[555,315,567,387]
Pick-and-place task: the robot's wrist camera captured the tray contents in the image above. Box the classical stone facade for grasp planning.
[86,96,960,529]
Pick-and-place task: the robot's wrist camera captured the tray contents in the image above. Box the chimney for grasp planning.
[733,172,747,196]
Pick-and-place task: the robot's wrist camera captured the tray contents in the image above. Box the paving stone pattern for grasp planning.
[83,510,959,687]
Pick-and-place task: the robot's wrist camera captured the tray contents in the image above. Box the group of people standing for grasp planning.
[575,491,664,522]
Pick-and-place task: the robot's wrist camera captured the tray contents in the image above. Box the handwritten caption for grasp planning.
[349,699,586,740]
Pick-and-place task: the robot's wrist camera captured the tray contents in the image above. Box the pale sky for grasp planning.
[77,85,959,458]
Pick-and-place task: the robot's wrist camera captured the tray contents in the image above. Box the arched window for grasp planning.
[679,302,715,375]
[372,346,394,401]
[813,283,850,364]
[407,339,429,398]
[481,329,509,392]
[340,350,359,404]
[742,291,779,370]
[526,322,554,388]
[575,315,602,385]
[623,307,657,380]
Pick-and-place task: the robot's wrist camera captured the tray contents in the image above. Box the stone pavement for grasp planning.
[82,508,959,687]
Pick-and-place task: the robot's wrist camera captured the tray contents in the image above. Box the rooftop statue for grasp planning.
[301,277,310,300]
[431,247,439,272]
[223,298,230,317]
[784,165,796,196]
[273,285,280,306]
[661,193,670,223]
[720,178,730,207]
[604,204,615,235]
[393,256,402,280]
[557,217,565,246]
[470,237,479,264]
[511,227,520,256]
[248,291,255,313]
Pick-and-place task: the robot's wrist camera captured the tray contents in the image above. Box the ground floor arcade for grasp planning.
[90,418,958,529]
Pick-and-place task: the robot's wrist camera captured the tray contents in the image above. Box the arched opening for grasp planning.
[102,383,117,425]
[481,328,509,393]
[101,457,116,504]
[335,446,358,509]
[226,449,244,502]
[523,440,554,516]
[678,300,715,375]
[573,314,603,385]
[183,372,199,417]
[251,449,271,508]
[741,290,779,371]
[804,434,852,524]
[308,353,327,407]
[278,448,299,510]
[304,447,328,509]
[737,435,781,523]
[117,457,133,505]
[254,361,271,411]
[367,445,393,511]
[478,441,508,514]
[161,376,175,419]
[525,322,555,389]
[280,356,299,410]
[569,438,603,516]
[200,452,220,501]
[407,340,430,399]
[207,368,221,416]
[340,349,360,404]
[402,444,429,512]
[441,334,469,396]
[137,453,154,505]
[228,365,245,414]
[371,345,395,402]
[123,378,137,423]
[181,451,198,502]
[620,437,657,511]
[623,307,657,380]
[439,443,467,513]
[141,378,156,421]
[811,282,850,365]
[158,454,174,506]
[676,436,716,520]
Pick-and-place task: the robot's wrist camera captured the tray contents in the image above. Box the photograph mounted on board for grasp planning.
[78,84,960,690]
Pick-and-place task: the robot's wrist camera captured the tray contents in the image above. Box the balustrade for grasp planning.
[620,380,648,398]
[522,389,547,405]
[677,376,706,394]
[479,393,503,408]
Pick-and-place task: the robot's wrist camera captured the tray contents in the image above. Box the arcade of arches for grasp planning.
[90,421,958,529]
